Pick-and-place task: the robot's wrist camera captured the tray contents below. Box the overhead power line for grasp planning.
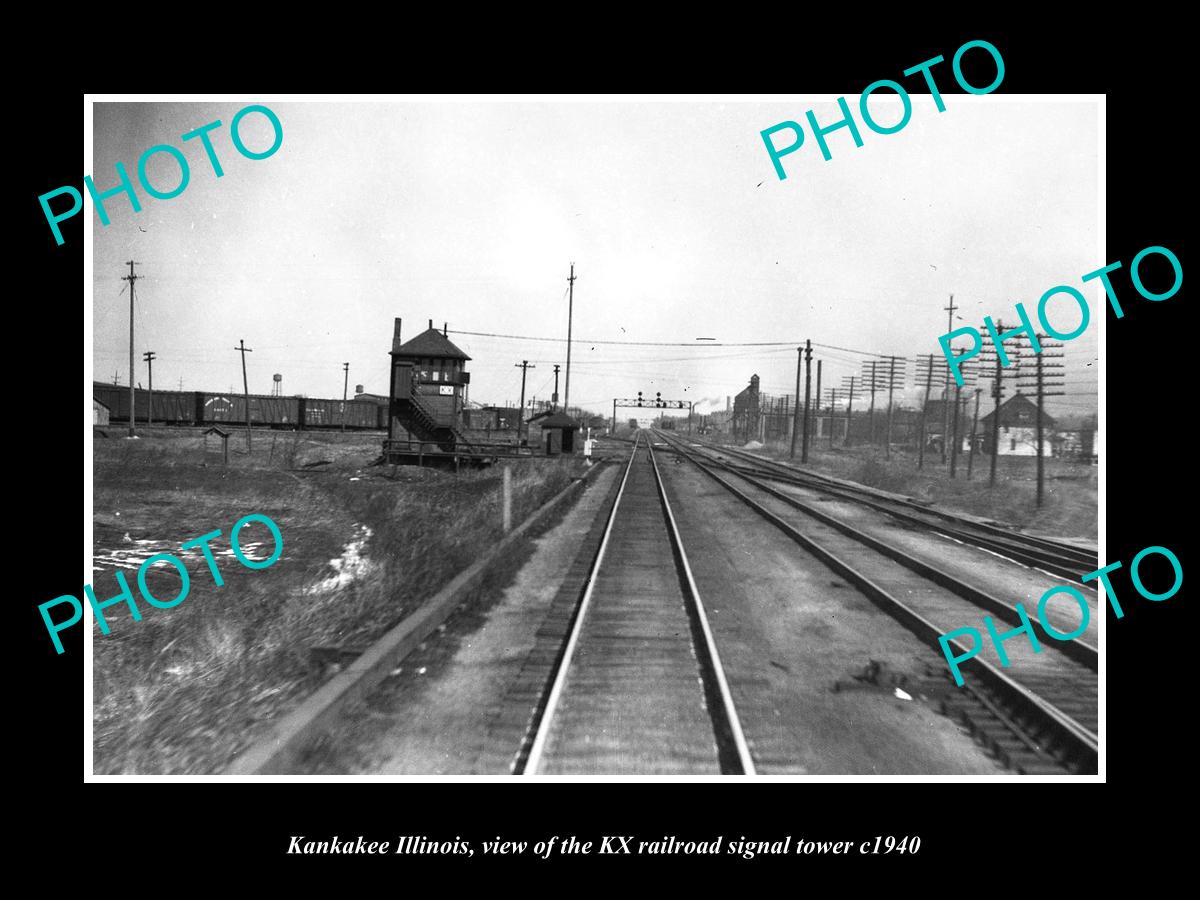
[449,329,801,348]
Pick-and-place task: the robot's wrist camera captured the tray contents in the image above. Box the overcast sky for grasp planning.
[91,99,1100,418]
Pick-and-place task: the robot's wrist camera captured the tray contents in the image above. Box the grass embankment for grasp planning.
[92,427,584,774]
[705,434,1097,542]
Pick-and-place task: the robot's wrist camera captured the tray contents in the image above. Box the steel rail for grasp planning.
[646,438,756,774]
[658,432,1097,671]
[657,431,1098,772]
[689,435,1096,560]
[683,436,1097,581]
[520,433,643,775]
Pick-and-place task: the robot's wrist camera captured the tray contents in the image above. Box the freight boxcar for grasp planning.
[300,397,380,430]
[92,383,199,425]
[198,393,301,427]
[93,382,387,431]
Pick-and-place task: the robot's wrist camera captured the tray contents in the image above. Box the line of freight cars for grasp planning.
[92,382,386,430]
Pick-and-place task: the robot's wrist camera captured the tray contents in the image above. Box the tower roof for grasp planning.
[392,327,471,360]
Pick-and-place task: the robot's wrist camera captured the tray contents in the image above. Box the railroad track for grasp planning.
[514,433,755,775]
[655,429,1098,774]
[680,435,1097,583]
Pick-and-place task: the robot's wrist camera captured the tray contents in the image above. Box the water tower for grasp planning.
[272,373,282,397]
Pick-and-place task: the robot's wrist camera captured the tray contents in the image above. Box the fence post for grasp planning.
[502,466,512,533]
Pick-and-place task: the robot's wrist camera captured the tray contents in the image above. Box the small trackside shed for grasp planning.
[534,412,580,456]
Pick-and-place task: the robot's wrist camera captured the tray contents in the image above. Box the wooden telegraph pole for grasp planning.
[123,261,140,437]
[342,362,350,433]
[966,388,983,480]
[941,294,958,463]
[564,264,575,413]
[877,355,907,460]
[1017,335,1065,507]
[235,339,253,452]
[515,360,535,445]
[814,360,822,444]
[864,360,878,449]
[826,388,838,448]
[790,346,802,459]
[946,360,975,479]
[978,320,1031,488]
[841,375,859,446]
[143,350,156,426]
[914,354,938,470]
[801,340,813,462]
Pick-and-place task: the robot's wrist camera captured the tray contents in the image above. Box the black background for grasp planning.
[23,21,1187,881]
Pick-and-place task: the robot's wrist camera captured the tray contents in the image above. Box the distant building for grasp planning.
[1052,413,1098,460]
[463,406,521,432]
[979,393,1056,456]
[732,375,762,442]
[528,411,580,455]
[918,396,979,454]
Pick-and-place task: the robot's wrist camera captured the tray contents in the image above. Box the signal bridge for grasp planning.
[611,392,695,431]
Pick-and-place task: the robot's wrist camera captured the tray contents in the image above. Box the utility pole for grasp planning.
[178,376,184,391]
[552,364,561,412]
[966,388,982,480]
[915,355,937,469]
[790,346,802,458]
[978,319,1028,488]
[515,360,535,446]
[886,356,896,459]
[612,398,616,433]
[826,389,838,448]
[864,360,878,450]
[989,341,1003,487]
[877,355,907,460]
[814,360,822,442]
[122,261,140,437]
[946,360,977,479]
[235,339,253,452]
[142,351,156,426]
[564,264,575,414]
[942,294,958,463]
[949,383,963,478]
[342,362,350,433]
[1018,335,1065,507]
[841,375,859,446]
[801,340,813,463]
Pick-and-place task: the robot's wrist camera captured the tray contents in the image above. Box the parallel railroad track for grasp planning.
[655,430,1098,774]
[514,433,755,775]
[681,435,1097,584]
